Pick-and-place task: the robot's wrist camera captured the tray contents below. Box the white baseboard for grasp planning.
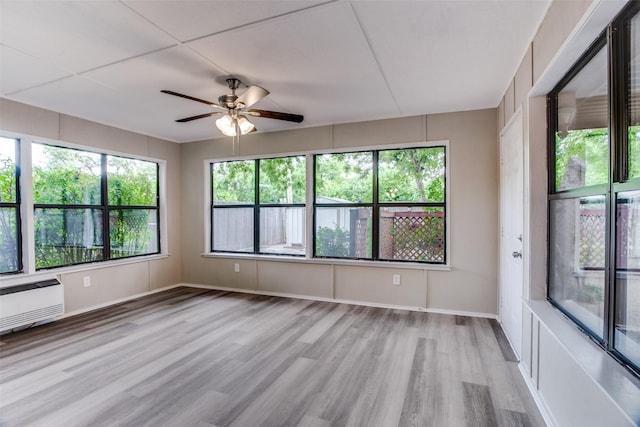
[8,282,496,336]
[60,283,184,319]
[180,282,498,319]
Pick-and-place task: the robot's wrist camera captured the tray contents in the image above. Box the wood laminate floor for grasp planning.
[0,287,545,427]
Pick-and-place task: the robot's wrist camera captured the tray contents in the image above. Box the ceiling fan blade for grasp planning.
[161,90,226,110]
[236,85,269,108]
[247,109,304,123]
[175,112,219,123]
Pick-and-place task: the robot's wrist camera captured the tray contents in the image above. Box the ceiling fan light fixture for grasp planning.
[237,115,255,135]
[216,114,236,136]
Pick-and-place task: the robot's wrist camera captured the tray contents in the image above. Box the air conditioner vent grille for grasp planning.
[0,281,64,332]
[0,304,64,330]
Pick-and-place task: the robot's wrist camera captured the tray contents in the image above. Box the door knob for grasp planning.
[512,251,523,258]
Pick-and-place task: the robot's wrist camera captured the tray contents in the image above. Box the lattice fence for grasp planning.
[579,209,606,269]
[350,208,370,258]
[380,211,445,262]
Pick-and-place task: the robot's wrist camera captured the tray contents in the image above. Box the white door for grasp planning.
[499,111,524,358]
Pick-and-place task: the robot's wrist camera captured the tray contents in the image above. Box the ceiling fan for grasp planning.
[161,78,303,137]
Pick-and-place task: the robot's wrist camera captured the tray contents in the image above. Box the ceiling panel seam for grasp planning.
[347,2,402,117]
[119,0,184,43]
[179,1,338,45]
[4,44,184,97]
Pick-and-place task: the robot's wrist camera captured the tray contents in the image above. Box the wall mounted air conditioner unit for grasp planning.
[0,279,64,332]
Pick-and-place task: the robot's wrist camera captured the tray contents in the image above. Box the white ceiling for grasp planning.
[0,0,551,143]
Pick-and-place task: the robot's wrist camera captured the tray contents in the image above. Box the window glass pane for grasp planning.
[212,207,253,252]
[614,190,640,367]
[315,206,372,258]
[379,206,445,262]
[549,196,606,338]
[108,156,157,206]
[378,147,445,203]
[315,152,373,203]
[259,207,305,255]
[629,12,640,180]
[212,160,254,205]
[34,208,104,269]
[259,156,306,204]
[0,207,19,273]
[109,209,158,258]
[555,46,609,191]
[32,144,102,205]
[0,137,17,203]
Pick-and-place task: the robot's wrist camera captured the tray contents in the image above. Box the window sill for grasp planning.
[0,253,172,288]
[200,252,452,271]
[526,299,640,423]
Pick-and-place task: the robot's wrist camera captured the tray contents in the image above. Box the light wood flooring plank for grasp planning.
[0,287,545,427]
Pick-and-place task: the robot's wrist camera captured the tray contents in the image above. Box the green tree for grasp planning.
[378,147,445,202]
[259,156,305,204]
[555,128,608,190]
[315,152,373,202]
[107,156,157,206]
[0,138,19,273]
[212,160,255,203]
[316,224,350,257]
[629,125,640,180]
[32,144,102,205]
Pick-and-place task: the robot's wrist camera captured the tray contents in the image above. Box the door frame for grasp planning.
[499,108,525,358]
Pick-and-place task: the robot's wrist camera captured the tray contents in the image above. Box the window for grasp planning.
[32,143,159,269]
[314,147,446,263]
[211,156,306,256]
[548,2,640,375]
[107,155,159,259]
[0,137,21,274]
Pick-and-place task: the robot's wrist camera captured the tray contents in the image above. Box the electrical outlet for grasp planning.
[392,274,401,286]
[234,263,240,273]
[83,276,91,288]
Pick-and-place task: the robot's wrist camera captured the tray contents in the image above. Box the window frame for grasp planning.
[547,1,640,377]
[0,137,22,275]
[31,142,161,270]
[205,141,450,269]
[312,147,447,264]
[106,153,160,261]
[210,155,307,257]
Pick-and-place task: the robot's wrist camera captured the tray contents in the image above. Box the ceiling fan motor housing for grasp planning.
[218,94,238,109]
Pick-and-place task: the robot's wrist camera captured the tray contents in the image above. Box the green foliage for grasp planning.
[110,209,157,258]
[32,144,102,205]
[316,224,350,257]
[555,128,608,190]
[259,156,305,204]
[0,208,19,273]
[0,157,16,203]
[315,152,373,203]
[212,160,255,203]
[108,156,157,206]
[213,157,307,205]
[0,138,19,273]
[629,125,640,180]
[31,145,159,268]
[379,147,445,202]
[33,208,104,269]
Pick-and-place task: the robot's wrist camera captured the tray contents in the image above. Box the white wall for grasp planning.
[181,109,499,315]
[0,98,183,314]
[498,0,640,425]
